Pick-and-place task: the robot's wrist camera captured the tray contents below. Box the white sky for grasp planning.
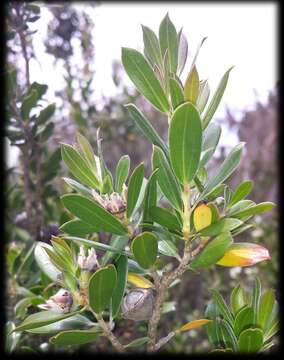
[7,2,277,166]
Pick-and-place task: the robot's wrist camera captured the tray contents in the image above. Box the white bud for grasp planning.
[38,289,73,313]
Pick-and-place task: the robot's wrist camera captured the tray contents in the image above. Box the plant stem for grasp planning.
[90,310,125,353]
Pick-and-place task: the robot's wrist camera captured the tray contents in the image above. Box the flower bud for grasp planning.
[217,242,270,267]
[38,289,73,313]
[77,246,99,271]
[121,288,154,321]
[92,190,126,216]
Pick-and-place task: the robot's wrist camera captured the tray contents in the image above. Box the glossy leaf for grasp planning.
[193,203,212,231]
[202,67,234,129]
[152,145,182,211]
[231,202,275,220]
[228,180,253,207]
[191,232,233,269]
[159,13,178,73]
[234,305,254,337]
[238,328,263,352]
[13,310,80,332]
[59,219,98,237]
[61,143,100,189]
[227,199,255,217]
[177,30,188,75]
[251,278,261,326]
[27,314,97,334]
[158,239,181,261]
[101,235,129,266]
[131,232,158,269]
[197,80,210,113]
[200,143,244,200]
[176,319,212,333]
[142,25,163,68]
[112,255,128,318]
[217,242,270,267]
[149,206,181,231]
[122,48,169,113]
[169,77,184,109]
[184,66,199,104]
[230,284,247,315]
[199,218,243,237]
[127,163,144,219]
[76,132,98,175]
[89,265,117,313]
[62,177,93,198]
[259,290,275,330]
[169,102,202,185]
[50,328,102,346]
[219,319,238,352]
[61,194,128,235]
[115,155,130,193]
[34,242,62,283]
[126,104,168,156]
[142,170,158,227]
[209,289,234,327]
[127,273,154,288]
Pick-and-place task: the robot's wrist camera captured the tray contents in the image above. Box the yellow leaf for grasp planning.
[193,203,212,232]
[184,65,199,104]
[217,242,270,267]
[127,273,154,288]
[176,319,212,333]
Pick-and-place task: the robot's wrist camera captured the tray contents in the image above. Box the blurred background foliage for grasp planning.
[5,2,278,353]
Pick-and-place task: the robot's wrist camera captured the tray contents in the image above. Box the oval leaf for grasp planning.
[169,102,202,185]
[169,77,184,109]
[200,218,243,237]
[238,328,263,352]
[112,255,128,318]
[234,306,254,337]
[127,163,145,219]
[89,265,117,313]
[184,65,199,104]
[159,13,178,73]
[131,232,158,269]
[50,328,102,346]
[115,155,130,194]
[142,25,163,68]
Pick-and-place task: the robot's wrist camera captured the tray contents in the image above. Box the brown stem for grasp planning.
[92,311,125,353]
[147,241,192,352]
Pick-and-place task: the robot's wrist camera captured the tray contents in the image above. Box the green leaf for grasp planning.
[219,319,238,352]
[227,199,255,217]
[231,202,275,220]
[233,306,254,337]
[125,337,149,348]
[34,242,62,283]
[13,310,80,332]
[209,289,234,327]
[191,232,232,269]
[259,290,275,331]
[131,232,158,269]
[76,132,98,176]
[5,321,21,353]
[238,328,263,352]
[228,180,253,207]
[121,48,169,113]
[149,206,181,232]
[189,37,207,71]
[158,239,181,261]
[199,218,243,237]
[127,163,144,219]
[89,265,117,313]
[112,255,128,318]
[169,102,202,185]
[62,177,93,198]
[61,194,128,235]
[142,170,158,227]
[231,223,254,237]
[197,80,210,113]
[27,314,97,334]
[230,284,247,315]
[36,103,56,125]
[159,13,178,73]
[152,145,182,211]
[169,77,184,109]
[50,328,102,346]
[61,143,100,189]
[60,219,98,237]
[101,235,129,266]
[251,278,261,326]
[184,66,199,104]
[202,67,234,129]
[115,155,130,193]
[205,302,222,347]
[177,30,188,75]
[21,89,38,120]
[200,143,244,200]
[125,104,168,156]
[63,236,131,257]
[142,25,163,68]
